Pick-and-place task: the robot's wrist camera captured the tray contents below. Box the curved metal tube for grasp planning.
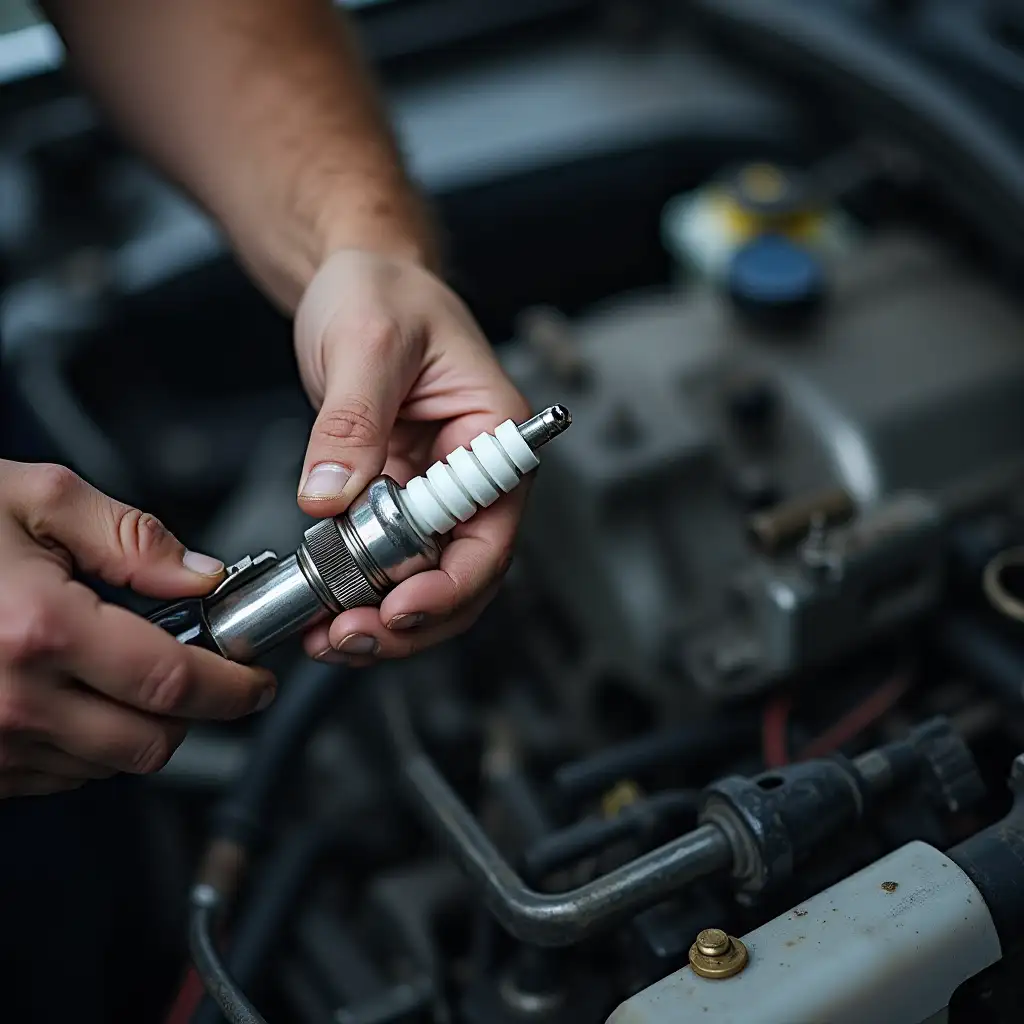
[381,685,733,947]
[190,884,267,1024]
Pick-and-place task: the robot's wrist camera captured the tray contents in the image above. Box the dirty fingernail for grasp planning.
[336,633,379,656]
[387,613,424,631]
[256,688,276,712]
[183,550,225,576]
[299,462,352,499]
[313,647,347,663]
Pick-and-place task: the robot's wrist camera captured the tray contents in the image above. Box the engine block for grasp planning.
[504,231,1024,705]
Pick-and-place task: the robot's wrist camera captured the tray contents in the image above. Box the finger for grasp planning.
[378,485,524,625]
[304,583,499,663]
[296,316,422,515]
[41,686,187,775]
[8,462,226,598]
[0,736,114,780]
[50,583,276,720]
[0,771,85,799]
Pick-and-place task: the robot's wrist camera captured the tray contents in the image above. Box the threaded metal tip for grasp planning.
[517,405,572,450]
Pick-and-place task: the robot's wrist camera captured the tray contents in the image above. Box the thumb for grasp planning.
[297,333,410,517]
[12,463,225,599]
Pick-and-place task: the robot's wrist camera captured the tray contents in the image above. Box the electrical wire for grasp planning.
[762,693,792,768]
[799,670,911,760]
[164,966,205,1024]
[762,668,913,768]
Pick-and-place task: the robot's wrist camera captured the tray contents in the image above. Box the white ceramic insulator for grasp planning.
[495,420,540,474]
[399,418,541,538]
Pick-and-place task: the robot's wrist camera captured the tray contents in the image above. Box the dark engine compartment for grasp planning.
[7,1,1024,1021]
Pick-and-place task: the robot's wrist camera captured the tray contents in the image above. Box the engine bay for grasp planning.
[7,1,1024,1021]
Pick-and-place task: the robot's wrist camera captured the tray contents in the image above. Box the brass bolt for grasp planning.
[688,928,749,980]
[695,928,730,957]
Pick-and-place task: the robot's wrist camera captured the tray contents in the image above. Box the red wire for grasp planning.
[762,693,792,768]
[798,671,911,761]
[167,671,911,1024]
[164,967,205,1024]
[164,918,232,1024]
[762,669,912,770]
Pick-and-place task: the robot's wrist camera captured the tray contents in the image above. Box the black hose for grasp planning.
[380,682,732,947]
[490,771,554,847]
[211,660,346,848]
[521,789,699,886]
[689,0,1024,266]
[552,719,756,805]
[189,660,349,1022]
[192,824,332,1024]
[949,754,1024,950]
[937,613,1024,706]
[189,886,267,1024]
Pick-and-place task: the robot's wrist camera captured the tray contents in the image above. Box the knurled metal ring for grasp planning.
[300,518,382,610]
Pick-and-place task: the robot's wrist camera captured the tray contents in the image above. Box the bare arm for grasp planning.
[40,0,530,666]
[41,0,436,310]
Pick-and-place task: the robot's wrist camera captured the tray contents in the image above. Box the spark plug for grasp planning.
[148,406,571,663]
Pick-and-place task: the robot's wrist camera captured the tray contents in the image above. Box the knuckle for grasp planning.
[117,508,169,561]
[316,398,381,449]
[0,594,65,664]
[131,728,179,775]
[137,657,191,715]
[26,463,80,510]
[351,313,403,356]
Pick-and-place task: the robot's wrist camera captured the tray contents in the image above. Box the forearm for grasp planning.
[42,0,436,310]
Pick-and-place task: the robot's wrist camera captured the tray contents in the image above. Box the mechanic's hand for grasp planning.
[294,249,530,666]
[0,461,276,798]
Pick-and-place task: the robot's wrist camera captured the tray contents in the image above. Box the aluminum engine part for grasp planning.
[605,840,1001,1024]
[503,231,1024,706]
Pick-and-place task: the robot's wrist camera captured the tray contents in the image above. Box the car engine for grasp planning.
[7,1,1024,1022]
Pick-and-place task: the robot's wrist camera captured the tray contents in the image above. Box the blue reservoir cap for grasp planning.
[726,235,825,326]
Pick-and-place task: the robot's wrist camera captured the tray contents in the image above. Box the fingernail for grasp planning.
[313,647,347,663]
[387,613,424,631]
[299,462,352,499]
[183,550,225,576]
[335,633,379,655]
[256,688,276,711]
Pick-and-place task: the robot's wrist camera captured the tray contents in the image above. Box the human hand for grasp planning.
[293,249,531,665]
[0,460,276,798]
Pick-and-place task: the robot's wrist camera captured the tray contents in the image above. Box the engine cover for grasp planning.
[503,232,1024,710]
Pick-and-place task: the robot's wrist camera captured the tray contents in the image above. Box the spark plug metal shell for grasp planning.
[149,407,571,662]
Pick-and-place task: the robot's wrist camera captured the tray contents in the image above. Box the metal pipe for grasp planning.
[380,685,733,947]
[189,884,267,1024]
